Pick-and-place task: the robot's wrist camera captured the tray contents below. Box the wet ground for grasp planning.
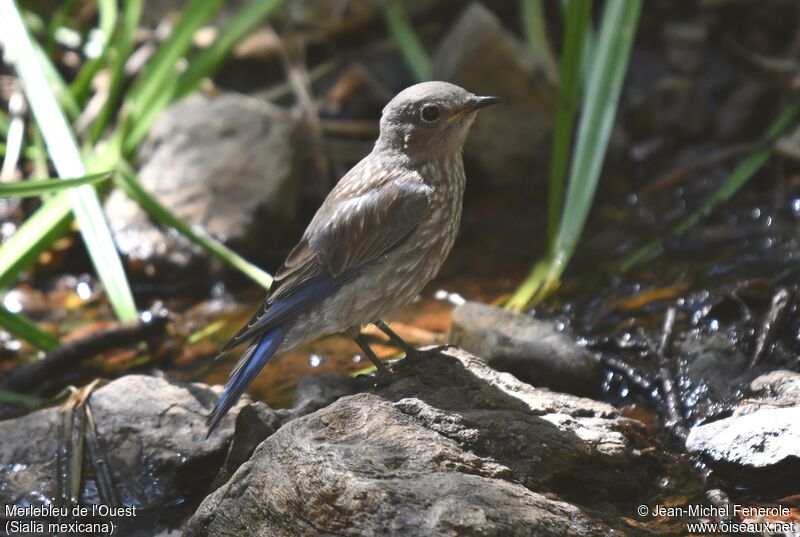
[3,129,800,537]
[3,1,800,531]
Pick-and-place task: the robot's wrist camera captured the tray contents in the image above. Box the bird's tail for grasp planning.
[206,326,288,435]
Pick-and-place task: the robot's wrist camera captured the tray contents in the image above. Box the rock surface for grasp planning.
[212,372,361,487]
[186,348,654,536]
[686,370,800,489]
[0,375,244,531]
[105,93,304,270]
[449,301,602,396]
[433,3,555,187]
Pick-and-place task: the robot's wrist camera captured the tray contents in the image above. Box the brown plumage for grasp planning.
[207,81,498,433]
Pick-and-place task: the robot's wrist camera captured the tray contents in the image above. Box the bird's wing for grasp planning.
[219,173,432,352]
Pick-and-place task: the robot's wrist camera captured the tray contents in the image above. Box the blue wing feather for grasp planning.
[206,326,288,435]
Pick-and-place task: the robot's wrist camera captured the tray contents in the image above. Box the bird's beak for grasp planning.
[467,95,501,111]
[449,96,500,123]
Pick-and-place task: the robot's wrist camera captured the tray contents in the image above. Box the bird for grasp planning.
[206,81,499,433]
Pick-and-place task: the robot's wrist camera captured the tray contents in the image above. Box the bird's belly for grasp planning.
[282,208,460,350]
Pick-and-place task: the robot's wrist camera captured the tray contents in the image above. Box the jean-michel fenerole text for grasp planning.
[652,504,789,519]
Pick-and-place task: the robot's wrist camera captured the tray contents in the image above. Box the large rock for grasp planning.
[105,93,304,271]
[433,3,555,187]
[686,370,800,489]
[449,301,602,396]
[0,375,244,533]
[186,348,655,536]
[212,372,361,487]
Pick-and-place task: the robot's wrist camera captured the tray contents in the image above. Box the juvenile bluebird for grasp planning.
[207,81,498,433]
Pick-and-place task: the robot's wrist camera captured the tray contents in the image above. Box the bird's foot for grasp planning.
[373,320,457,362]
[353,362,394,389]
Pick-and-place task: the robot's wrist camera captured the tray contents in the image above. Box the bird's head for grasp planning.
[375,81,499,162]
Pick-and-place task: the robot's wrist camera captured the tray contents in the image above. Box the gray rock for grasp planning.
[105,93,304,270]
[0,375,244,532]
[212,402,284,489]
[449,301,602,396]
[746,370,800,408]
[213,372,360,487]
[186,348,654,536]
[432,3,555,187]
[284,0,441,38]
[291,371,361,416]
[686,370,800,484]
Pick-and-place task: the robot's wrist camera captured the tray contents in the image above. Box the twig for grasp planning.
[266,25,330,195]
[750,288,790,368]
[257,59,338,103]
[600,355,654,394]
[655,307,688,440]
[0,315,168,392]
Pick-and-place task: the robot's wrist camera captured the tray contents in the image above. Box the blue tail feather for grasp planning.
[206,326,288,435]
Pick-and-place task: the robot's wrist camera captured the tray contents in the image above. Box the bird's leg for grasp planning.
[374,320,416,355]
[352,333,391,377]
[374,320,456,359]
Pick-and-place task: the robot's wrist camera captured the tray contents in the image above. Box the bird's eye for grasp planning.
[420,104,441,123]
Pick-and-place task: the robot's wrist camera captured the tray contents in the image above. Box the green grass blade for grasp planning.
[70,0,118,107]
[121,74,176,154]
[174,0,284,100]
[0,172,110,198]
[521,0,559,83]
[0,109,9,137]
[124,0,225,123]
[29,123,50,179]
[507,0,642,311]
[0,194,73,291]
[559,0,597,84]
[546,0,593,245]
[0,388,45,407]
[0,303,60,350]
[45,0,80,53]
[89,0,142,143]
[621,97,800,271]
[32,39,81,121]
[97,0,118,40]
[382,0,431,82]
[0,0,137,322]
[116,170,273,289]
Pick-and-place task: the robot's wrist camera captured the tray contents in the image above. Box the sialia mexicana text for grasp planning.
[207,81,498,433]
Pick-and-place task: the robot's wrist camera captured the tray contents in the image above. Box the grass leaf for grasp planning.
[123,0,225,126]
[0,0,137,322]
[0,172,110,198]
[89,0,142,143]
[0,303,59,350]
[0,109,9,137]
[0,194,74,290]
[116,169,273,289]
[382,0,431,82]
[507,0,642,311]
[0,388,45,407]
[546,0,593,245]
[621,97,800,271]
[521,0,559,83]
[174,0,285,100]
